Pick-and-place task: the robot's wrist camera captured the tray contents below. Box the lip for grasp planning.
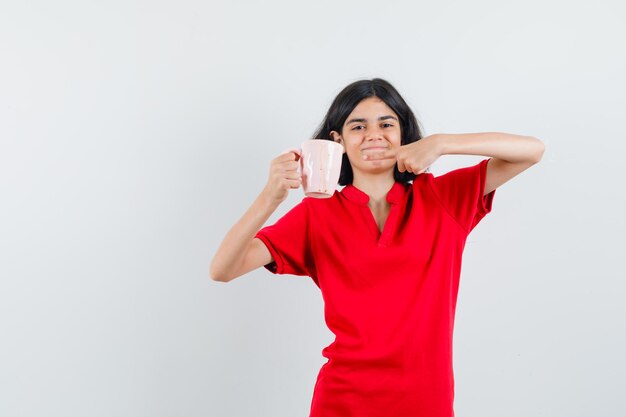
[362,146,388,151]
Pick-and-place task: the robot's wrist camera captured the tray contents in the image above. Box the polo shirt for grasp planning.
[254,158,495,417]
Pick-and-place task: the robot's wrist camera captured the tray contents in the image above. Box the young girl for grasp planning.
[210,78,544,416]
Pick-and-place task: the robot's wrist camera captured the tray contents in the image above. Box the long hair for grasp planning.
[312,78,424,185]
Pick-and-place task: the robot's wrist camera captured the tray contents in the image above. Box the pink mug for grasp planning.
[284,139,344,198]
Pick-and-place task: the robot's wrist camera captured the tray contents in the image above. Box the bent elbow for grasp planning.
[210,271,224,282]
[530,137,545,164]
[209,262,229,283]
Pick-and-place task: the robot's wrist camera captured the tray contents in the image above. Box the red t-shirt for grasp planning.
[255,158,495,417]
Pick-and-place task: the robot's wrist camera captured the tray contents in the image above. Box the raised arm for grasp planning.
[436,132,545,195]
[209,150,302,282]
[364,132,545,195]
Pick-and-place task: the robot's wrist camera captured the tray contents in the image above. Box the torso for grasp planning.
[307,178,469,416]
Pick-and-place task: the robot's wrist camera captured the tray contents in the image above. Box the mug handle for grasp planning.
[280,148,302,160]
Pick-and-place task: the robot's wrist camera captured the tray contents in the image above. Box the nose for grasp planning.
[365,135,386,148]
[364,125,385,141]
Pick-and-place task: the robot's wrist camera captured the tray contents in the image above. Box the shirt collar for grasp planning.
[341,181,406,205]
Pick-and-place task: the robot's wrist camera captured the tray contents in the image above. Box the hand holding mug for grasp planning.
[263,139,343,205]
[263,149,303,205]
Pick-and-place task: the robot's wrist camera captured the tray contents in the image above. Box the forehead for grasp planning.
[348,97,396,118]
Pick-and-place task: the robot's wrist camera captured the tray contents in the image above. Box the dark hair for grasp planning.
[312,78,424,186]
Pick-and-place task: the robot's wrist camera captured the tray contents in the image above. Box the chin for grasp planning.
[358,164,395,175]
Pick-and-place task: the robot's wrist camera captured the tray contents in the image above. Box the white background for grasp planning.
[1,0,624,416]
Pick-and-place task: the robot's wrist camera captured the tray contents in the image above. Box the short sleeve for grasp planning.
[254,199,315,277]
[428,158,496,233]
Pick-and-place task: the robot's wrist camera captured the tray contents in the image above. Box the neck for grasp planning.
[352,173,395,204]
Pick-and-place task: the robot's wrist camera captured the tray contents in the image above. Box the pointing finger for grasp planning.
[362,148,397,160]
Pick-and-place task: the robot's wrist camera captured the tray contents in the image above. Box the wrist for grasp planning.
[258,187,281,211]
[429,134,449,156]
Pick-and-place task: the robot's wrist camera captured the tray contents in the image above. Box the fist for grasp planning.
[263,150,302,205]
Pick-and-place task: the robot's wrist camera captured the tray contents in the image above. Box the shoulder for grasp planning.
[302,190,343,206]
[410,172,435,189]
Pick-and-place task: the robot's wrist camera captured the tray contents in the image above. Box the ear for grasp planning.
[330,130,345,153]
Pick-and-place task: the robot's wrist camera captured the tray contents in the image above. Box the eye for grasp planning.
[351,123,394,131]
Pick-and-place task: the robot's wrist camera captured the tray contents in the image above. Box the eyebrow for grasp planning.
[345,115,399,125]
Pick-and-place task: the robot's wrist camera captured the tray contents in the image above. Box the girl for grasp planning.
[210,78,544,416]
